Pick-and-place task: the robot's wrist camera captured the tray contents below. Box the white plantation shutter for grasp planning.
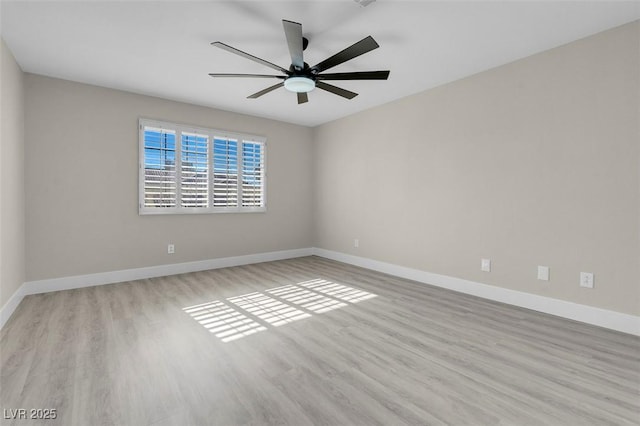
[241,141,265,207]
[139,119,265,214]
[213,137,239,208]
[143,126,177,208]
[181,132,209,208]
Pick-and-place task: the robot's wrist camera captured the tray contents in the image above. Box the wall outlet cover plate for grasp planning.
[580,272,594,288]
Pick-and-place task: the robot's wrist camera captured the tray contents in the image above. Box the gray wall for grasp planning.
[0,38,25,308]
[6,22,639,318]
[25,75,314,281]
[313,22,639,315]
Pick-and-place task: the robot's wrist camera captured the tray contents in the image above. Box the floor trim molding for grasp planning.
[0,247,313,329]
[0,284,27,331]
[2,247,637,336]
[312,248,640,336]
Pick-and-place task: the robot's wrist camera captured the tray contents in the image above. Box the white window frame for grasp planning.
[139,118,266,215]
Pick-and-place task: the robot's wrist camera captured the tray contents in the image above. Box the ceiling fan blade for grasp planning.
[283,20,304,70]
[297,92,309,104]
[312,36,379,73]
[247,82,284,99]
[211,41,288,74]
[209,73,286,79]
[317,70,390,81]
[316,81,358,99]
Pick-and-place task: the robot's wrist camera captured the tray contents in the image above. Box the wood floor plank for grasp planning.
[1,256,638,425]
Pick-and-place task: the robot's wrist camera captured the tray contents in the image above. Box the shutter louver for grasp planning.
[242,141,265,207]
[181,132,209,208]
[143,127,177,208]
[213,137,239,207]
[139,119,265,214]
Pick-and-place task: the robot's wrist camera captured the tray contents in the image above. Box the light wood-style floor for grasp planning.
[1,256,639,425]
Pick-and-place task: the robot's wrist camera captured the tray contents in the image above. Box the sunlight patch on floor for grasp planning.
[300,279,377,303]
[267,285,347,313]
[182,300,267,342]
[228,292,311,326]
[183,278,376,343]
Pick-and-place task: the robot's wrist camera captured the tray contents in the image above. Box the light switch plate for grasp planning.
[537,266,550,281]
[481,258,491,272]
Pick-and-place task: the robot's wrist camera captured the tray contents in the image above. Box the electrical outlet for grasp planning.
[354,239,359,248]
[354,0,376,7]
[580,272,594,288]
[537,266,550,281]
[481,258,491,272]
[168,244,175,254]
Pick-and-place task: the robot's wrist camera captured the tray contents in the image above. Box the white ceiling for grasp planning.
[2,1,639,127]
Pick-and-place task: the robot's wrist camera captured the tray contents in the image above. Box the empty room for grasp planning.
[1,1,639,425]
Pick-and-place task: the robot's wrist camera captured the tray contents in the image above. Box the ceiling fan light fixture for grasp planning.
[284,76,315,93]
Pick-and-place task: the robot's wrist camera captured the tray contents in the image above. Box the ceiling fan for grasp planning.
[209,19,390,104]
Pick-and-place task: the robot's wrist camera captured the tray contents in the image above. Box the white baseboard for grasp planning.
[0,247,313,329]
[3,246,638,336]
[312,248,640,336]
[0,284,27,330]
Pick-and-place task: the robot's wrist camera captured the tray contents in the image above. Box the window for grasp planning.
[139,119,265,214]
